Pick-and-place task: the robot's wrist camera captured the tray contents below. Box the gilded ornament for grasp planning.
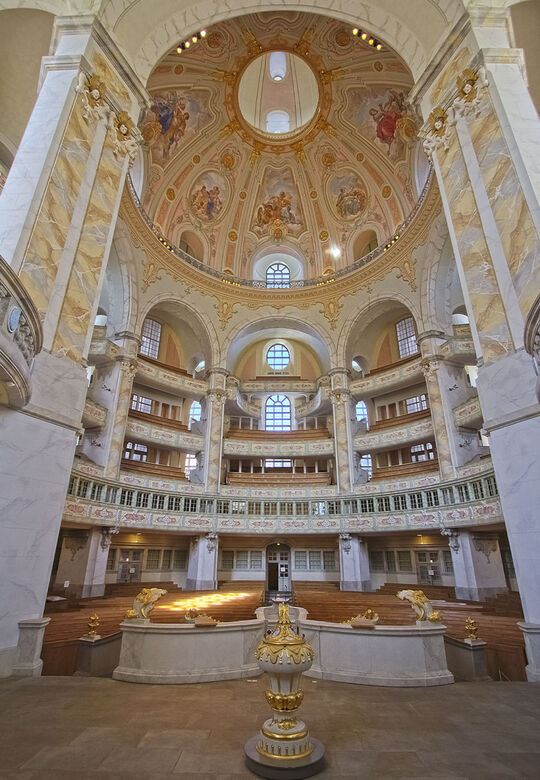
[221,152,235,169]
[335,29,350,47]
[114,111,134,141]
[228,230,238,242]
[132,587,167,619]
[319,230,329,242]
[166,188,176,201]
[174,64,184,75]
[456,69,479,103]
[206,32,222,49]
[397,589,442,622]
[428,107,448,138]
[274,717,298,731]
[356,152,365,162]
[374,61,384,72]
[255,603,314,665]
[214,299,237,329]
[396,257,417,291]
[265,690,304,711]
[310,191,318,199]
[344,608,379,624]
[124,608,137,619]
[239,191,247,200]
[86,75,106,107]
[294,26,316,57]
[465,616,479,640]
[382,185,392,199]
[87,613,100,637]
[192,154,201,164]
[322,152,335,167]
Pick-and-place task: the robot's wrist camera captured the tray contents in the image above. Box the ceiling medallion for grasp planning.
[221,152,235,169]
[356,152,365,162]
[166,188,176,201]
[174,64,183,75]
[310,191,318,199]
[239,191,247,200]
[319,230,329,242]
[228,230,238,242]
[335,29,350,47]
[374,61,384,72]
[382,185,392,199]
[192,154,201,164]
[322,152,335,167]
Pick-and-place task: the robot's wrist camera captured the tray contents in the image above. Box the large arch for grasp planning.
[224,314,333,375]
[98,0,465,84]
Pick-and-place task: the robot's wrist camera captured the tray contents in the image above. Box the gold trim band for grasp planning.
[261,727,308,741]
[256,743,313,760]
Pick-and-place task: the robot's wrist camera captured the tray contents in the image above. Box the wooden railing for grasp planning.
[129,408,190,432]
[369,408,431,432]
[226,428,330,440]
[371,459,439,480]
[121,460,188,480]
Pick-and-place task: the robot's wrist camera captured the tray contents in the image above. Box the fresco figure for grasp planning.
[369,90,408,153]
[190,174,226,222]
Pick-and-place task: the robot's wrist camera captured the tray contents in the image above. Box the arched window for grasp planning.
[189,401,202,429]
[355,401,369,427]
[140,317,162,360]
[184,454,197,476]
[267,343,290,371]
[266,110,290,133]
[360,453,372,478]
[266,262,290,288]
[395,317,418,359]
[269,51,287,81]
[193,359,205,373]
[265,394,292,431]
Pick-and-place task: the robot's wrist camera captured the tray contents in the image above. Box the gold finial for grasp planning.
[465,616,479,640]
[87,613,100,637]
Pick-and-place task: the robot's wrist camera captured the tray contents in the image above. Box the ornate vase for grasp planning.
[244,601,325,778]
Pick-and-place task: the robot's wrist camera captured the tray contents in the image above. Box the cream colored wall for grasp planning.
[234,338,322,379]
[0,10,54,156]
[511,1,540,116]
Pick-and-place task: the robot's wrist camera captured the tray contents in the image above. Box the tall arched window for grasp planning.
[355,401,369,428]
[360,453,372,478]
[395,317,418,359]
[266,262,290,288]
[265,394,292,431]
[184,453,197,476]
[140,317,162,359]
[269,52,287,81]
[266,110,290,133]
[189,401,202,429]
[267,343,290,371]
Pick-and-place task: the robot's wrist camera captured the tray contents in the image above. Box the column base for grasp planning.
[185,578,217,591]
[11,618,50,678]
[340,580,372,592]
[0,646,18,678]
[454,586,508,602]
[518,623,540,682]
[245,736,325,779]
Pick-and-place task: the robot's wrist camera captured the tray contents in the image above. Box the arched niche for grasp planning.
[345,299,419,372]
[252,247,305,285]
[139,299,213,371]
[353,229,379,261]
[178,229,205,262]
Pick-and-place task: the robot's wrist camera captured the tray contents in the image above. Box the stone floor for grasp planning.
[0,676,539,779]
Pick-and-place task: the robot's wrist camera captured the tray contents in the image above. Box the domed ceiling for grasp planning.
[139,11,424,280]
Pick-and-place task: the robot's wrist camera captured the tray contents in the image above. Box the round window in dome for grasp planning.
[238,52,319,136]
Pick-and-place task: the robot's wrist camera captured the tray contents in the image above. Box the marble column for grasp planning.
[202,369,228,493]
[329,368,354,494]
[338,534,371,592]
[0,19,145,676]
[186,533,218,591]
[81,333,140,478]
[54,527,116,599]
[449,531,508,602]
[418,334,481,477]
[420,42,540,676]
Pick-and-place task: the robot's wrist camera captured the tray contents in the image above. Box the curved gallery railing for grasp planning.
[0,253,42,408]
[127,168,433,289]
[64,468,500,536]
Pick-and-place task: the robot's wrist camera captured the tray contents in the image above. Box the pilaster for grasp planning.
[449,530,507,602]
[338,534,371,592]
[186,533,218,591]
[203,369,228,493]
[329,368,353,493]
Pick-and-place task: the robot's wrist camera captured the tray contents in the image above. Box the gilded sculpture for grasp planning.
[397,589,442,622]
[130,587,167,619]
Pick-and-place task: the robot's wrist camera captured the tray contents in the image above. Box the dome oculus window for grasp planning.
[265,394,292,431]
[267,343,290,370]
[269,52,287,81]
[266,110,290,134]
[266,262,290,288]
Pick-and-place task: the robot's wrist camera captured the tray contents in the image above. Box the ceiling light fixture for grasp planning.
[177,29,208,53]
[352,27,383,50]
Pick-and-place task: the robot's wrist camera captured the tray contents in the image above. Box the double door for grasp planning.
[415,550,441,583]
[117,549,142,582]
[267,546,290,591]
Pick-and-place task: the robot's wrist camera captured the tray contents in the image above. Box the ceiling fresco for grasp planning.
[138,12,423,280]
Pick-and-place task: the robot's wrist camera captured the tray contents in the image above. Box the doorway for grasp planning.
[117,549,142,582]
[415,550,441,583]
[266,543,291,592]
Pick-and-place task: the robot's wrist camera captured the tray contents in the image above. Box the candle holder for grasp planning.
[244,600,325,778]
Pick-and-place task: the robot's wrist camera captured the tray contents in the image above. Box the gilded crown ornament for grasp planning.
[465,616,479,640]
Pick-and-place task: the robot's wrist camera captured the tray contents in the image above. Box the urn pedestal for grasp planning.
[244,602,325,778]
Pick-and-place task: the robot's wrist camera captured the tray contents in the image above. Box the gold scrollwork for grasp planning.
[265,690,304,711]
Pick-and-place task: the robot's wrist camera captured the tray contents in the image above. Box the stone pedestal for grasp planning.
[444,636,490,681]
[11,618,50,677]
[518,623,540,683]
[338,534,371,591]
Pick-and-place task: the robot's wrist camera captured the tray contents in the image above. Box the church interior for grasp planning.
[1,1,540,777]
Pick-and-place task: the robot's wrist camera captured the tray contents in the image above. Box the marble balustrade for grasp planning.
[63,469,501,536]
[350,357,424,399]
[353,417,434,452]
[124,417,204,453]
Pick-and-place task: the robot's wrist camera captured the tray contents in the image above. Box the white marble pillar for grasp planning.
[186,534,218,591]
[202,369,228,493]
[338,534,371,592]
[449,530,508,602]
[329,369,354,493]
[54,527,115,599]
[0,20,145,676]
